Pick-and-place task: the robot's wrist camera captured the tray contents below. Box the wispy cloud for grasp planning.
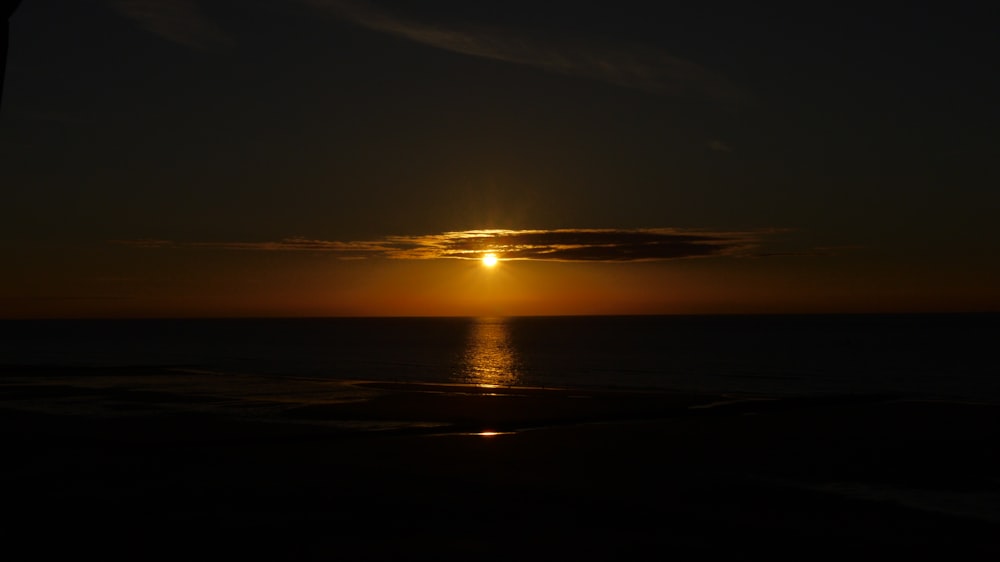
[108,1,738,99]
[116,228,768,262]
[303,0,740,101]
[708,140,733,152]
[111,0,231,50]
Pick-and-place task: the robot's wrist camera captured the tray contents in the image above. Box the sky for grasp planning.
[1,0,998,318]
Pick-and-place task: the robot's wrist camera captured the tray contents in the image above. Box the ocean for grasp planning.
[1,313,997,402]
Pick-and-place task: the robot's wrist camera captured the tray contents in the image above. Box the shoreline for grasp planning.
[0,366,914,433]
[3,368,999,559]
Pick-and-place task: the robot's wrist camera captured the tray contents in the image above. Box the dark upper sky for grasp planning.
[2,1,998,317]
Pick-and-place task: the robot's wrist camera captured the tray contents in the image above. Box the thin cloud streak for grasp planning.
[111,0,231,50]
[116,228,766,262]
[304,0,740,101]
[709,140,733,152]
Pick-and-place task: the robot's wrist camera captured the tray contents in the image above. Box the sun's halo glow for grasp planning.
[482,253,498,267]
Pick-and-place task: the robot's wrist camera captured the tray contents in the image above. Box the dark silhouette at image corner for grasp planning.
[2,0,23,109]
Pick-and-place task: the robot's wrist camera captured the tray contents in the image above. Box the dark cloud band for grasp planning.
[116,228,763,262]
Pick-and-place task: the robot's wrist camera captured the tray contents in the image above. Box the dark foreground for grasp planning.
[2,367,999,560]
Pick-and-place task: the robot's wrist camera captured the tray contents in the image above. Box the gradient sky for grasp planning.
[2,0,997,317]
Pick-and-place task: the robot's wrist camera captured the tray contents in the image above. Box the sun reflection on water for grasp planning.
[456,317,521,387]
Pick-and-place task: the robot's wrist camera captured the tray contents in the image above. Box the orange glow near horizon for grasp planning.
[2,243,997,319]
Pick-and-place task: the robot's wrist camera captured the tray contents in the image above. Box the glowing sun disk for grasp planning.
[482,253,498,267]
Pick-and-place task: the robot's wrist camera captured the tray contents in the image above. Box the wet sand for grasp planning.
[2,367,999,560]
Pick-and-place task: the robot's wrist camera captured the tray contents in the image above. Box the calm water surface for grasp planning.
[1,314,997,401]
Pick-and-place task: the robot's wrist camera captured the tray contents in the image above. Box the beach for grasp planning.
[3,366,999,560]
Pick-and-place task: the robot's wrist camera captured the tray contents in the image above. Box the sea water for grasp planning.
[1,314,997,402]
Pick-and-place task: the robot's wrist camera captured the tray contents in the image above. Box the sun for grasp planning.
[481,253,498,267]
